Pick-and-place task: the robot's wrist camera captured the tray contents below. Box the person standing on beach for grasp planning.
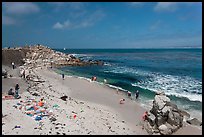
[22,69,25,79]
[62,73,65,80]
[104,78,107,84]
[128,91,131,97]
[91,76,97,81]
[135,90,139,99]
[14,83,20,99]
[12,62,15,69]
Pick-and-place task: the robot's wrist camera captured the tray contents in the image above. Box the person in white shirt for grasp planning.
[12,62,15,69]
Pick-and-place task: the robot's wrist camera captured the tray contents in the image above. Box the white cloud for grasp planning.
[49,2,85,11]
[129,2,143,7]
[2,15,16,25]
[53,20,73,29]
[53,10,105,30]
[53,22,64,29]
[4,2,40,15]
[154,2,199,12]
[154,2,178,12]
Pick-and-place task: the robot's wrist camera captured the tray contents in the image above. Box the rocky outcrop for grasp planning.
[20,44,103,68]
[144,91,189,135]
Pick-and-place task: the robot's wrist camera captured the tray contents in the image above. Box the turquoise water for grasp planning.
[55,48,202,118]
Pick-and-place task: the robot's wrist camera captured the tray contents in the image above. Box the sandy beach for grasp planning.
[2,66,148,135]
[2,65,202,135]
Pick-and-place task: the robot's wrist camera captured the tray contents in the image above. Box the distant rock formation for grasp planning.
[2,44,104,68]
[143,91,192,135]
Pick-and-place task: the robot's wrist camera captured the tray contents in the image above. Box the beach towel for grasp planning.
[2,95,15,100]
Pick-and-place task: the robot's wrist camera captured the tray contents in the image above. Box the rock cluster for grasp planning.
[22,44,103,68]
[144,92,190,135]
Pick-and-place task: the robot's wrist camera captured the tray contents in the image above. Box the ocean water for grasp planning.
[55,48,202,119]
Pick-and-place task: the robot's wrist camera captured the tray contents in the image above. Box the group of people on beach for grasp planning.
[8,83,21,99]
[119,90,139,104]
[128,90,139,99]
[6,62,21,98]
[61,73,140,105]
[91,76,97,81]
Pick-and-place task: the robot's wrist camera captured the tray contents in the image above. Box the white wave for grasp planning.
[103,66,149,76]
[71,54,90,58]
[104,63,112,66]
[131,73,202,102]
[70,53,80,57]
[78,76,92,82]
[104,65,202,102]
[106,84,128,92]
[76,76,107,86]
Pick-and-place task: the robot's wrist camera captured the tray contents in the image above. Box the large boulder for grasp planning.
[147,113,156,126]
[158,124,172,135]
[167,109,183,126]
[154,93,171,110]
[145,92,185,135]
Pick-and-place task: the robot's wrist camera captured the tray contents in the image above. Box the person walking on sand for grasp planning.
[104,78,107,84]
[14,83,20,99]
[128,91,131,97]
[22,69,25,79]
[12,62,15,69]
[62,73,65,80]
[135,90,139,99]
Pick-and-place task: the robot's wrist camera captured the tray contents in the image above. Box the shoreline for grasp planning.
[37,67,202,135]
[53,67,202,122]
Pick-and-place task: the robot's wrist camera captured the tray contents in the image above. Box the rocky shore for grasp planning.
[143,92,202,135]
[2,44,104,69]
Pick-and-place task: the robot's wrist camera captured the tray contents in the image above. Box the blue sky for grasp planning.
[2,2,202,49]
